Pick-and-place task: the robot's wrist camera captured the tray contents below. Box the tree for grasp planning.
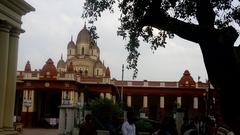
[82,0,240,133]
[86,98,122,134]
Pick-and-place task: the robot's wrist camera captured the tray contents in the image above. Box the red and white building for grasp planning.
[15,25,217,128]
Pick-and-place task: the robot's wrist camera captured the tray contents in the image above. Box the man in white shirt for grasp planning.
[122,111,136,135]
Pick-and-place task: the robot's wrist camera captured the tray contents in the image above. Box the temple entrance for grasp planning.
[34,89,61,128]
[148,96,160,120]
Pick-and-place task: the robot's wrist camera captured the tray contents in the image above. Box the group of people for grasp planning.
[181,117,212,135]
[78,111,137,135]
[78,112,233,135]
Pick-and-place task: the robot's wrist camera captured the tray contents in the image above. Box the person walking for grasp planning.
[121,111,136,135]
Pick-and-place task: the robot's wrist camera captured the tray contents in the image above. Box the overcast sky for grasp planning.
[18,0,210,82]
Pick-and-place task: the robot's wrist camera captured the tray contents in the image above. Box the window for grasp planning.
[85,70,88,76]
[82,47,84,55]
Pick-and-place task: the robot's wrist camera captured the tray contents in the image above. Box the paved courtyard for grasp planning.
[21,128,58,135]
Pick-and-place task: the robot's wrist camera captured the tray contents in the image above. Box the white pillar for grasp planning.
[80,92,84,107]
[160,96,164,109]
[112,96,116,104]
[127,96,131,107]
[61,91,65,104]
[193,97,198,109]
[28,90,34,112]
[58,108,66,135]
[66,108,74,134]
[70,91,74,104]
[74,92,78,104]
[62,91,70,105]
[100,93,104,99]
[0,22,10,129]
[3,29,21,129]
[22,90,28,112]
[143,96,148,108]
[105,93,112,100]
[177,97,181,108]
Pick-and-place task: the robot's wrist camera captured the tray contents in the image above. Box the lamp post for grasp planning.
[204,80,211,117]
[203,92,207,117]
[121,64,124,103]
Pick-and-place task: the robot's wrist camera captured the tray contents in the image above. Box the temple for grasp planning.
[15,25,217,128]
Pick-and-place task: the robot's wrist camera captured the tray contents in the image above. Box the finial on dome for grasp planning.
[61,53,63,60]
[71,35,73,41]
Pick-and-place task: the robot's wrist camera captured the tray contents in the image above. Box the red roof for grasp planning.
[40,58,57,79]
[179,70,196,88]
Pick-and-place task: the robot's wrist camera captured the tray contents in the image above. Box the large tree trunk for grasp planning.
[199,27,240,134]
[142,5,240,133]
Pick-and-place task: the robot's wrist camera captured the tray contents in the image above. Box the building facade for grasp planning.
[15,25,217,128]
[0,0,34,134]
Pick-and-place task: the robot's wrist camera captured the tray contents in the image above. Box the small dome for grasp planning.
[40,58,57,79]
[67,36,76,49]
[24,60,31,72]
[57,55,66,68]
[76,24,91,44]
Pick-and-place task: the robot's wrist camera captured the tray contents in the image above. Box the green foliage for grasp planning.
[86,98,122,129]
[135,119,153,132]
[82,0,240,78]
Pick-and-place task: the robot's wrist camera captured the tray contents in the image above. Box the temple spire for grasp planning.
[61,53,63,60]
[24,60,31,72]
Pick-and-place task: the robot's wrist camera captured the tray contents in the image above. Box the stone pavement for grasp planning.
[20,128,58,135]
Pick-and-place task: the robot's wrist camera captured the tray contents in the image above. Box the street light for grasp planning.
[204,80,211,117]
[203,92,207,117]
[121,64,124,103]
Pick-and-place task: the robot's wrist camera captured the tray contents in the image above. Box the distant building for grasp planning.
[58,24,108,79]
[15,25,217,128]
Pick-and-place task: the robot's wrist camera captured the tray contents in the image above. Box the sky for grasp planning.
[18,0,209,82]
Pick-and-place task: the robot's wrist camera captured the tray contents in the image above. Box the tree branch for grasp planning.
[142,10,205,44]
[141,0,217,44]
[196,0,215,27]
[142,7,237,47]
